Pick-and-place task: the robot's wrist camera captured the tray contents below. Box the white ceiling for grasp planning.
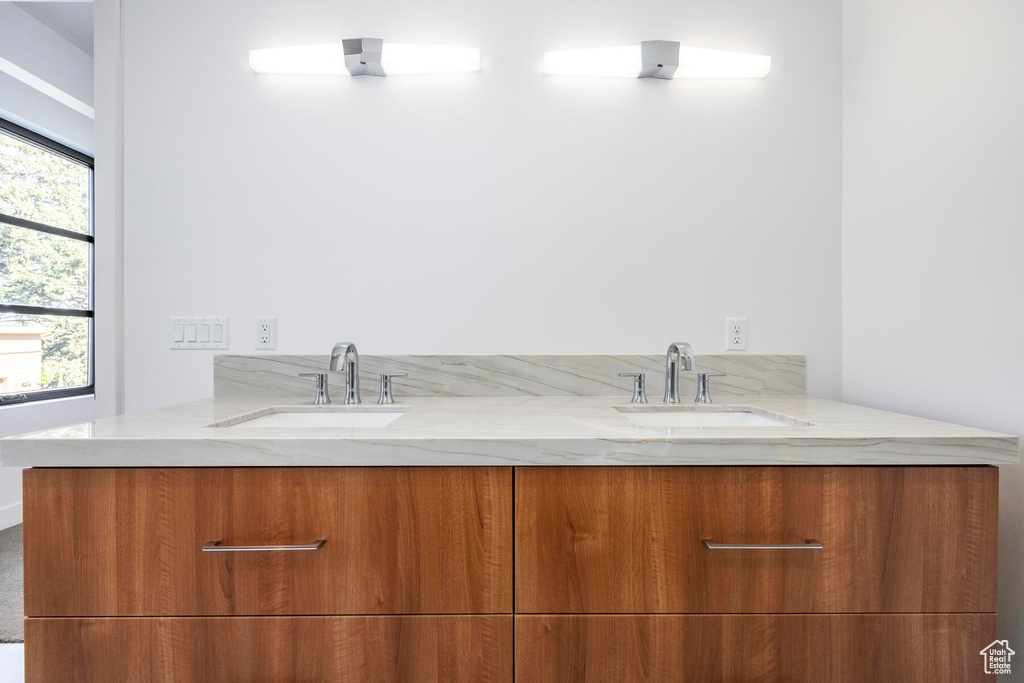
[13,1,94,56]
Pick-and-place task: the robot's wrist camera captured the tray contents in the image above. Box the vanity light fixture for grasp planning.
[249,38,480,76]
[543,40,770,79]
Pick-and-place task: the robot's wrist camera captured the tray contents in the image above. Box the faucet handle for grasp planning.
[618,372,648,404]
[378,373,408,405]
[298,373,331,405]
[695,372,726,404]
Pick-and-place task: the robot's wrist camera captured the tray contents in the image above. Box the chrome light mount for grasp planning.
[343,37,385,76]
[639,40,680,79]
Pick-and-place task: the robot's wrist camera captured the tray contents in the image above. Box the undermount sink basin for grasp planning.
[210,406,410,429]
[614,405,811,428]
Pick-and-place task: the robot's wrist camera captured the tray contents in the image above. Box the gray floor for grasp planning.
[0,525,23,643]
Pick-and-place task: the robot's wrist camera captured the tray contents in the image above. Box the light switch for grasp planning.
[170,317,230,349]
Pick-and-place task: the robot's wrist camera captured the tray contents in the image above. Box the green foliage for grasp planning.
[0,130,91,390]
[0,132,89,232]
[0,226,89,309]
[37,318,90,388]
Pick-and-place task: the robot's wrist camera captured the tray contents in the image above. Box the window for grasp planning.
[0,118,94,404]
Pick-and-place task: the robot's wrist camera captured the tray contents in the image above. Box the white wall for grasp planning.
[0,2,108,529]
[0,2,94,154]
[93,0,125,419]
[120,0,843,412]
[843,0,1024,648]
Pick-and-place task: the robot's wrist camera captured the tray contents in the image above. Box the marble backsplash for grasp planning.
[214,354,805,399]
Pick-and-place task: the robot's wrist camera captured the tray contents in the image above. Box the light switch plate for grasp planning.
[170,317,229,349]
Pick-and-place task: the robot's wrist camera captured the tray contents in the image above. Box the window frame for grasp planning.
[0,116,95,405]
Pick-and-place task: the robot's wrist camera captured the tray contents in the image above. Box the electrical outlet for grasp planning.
[256,317,277,350]
[726,317,747,351]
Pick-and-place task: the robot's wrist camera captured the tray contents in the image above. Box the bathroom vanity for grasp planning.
[2,353,1017,682]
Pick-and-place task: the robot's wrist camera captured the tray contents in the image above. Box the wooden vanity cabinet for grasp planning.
[514,466,998,614]
[24,465,998,682]
[514,466,998,682]
[514,614,994,682]
[27,615,513,682]
[24,466,514,681]
[24,467,513,616]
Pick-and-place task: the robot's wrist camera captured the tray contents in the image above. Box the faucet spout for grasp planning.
[664,342,694,404]
[330,342,361,404]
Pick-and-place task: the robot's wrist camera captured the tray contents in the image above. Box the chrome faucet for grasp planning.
[298,372,331,405]
[694,372,726,404]
[618,373,648,404]
[329,342,361,404]
[378,373,407,405]
[663,342,694,404]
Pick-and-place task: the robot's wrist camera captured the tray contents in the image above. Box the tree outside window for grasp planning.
[0,119,93,403]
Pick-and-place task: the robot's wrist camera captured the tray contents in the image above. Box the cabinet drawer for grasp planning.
[27,615,512,682]
[515,466,997,613]
[515,614,994,682]
[25,467,513,616]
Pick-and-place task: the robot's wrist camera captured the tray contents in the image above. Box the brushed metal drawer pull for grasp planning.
[202,539,326,552]
[702,539,822,550]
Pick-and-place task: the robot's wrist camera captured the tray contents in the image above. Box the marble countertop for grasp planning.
[0,396,1017,467]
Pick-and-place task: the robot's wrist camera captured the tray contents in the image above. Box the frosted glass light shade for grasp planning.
[678,47,771,79]
[249,43,347,75]
[249,42,480,76]
[543,43,771,79]
[380,44,480,74]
